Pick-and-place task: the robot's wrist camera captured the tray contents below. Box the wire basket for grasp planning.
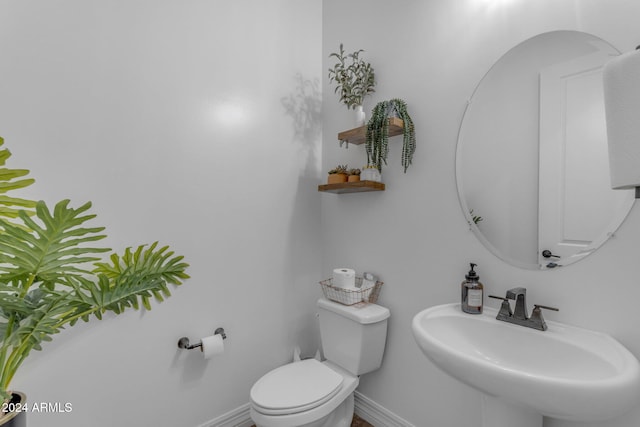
[319,277,383,306]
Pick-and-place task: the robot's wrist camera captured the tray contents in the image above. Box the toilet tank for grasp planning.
[317,298,390,376]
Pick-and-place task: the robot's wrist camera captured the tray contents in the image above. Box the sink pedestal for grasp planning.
[482,394,542,427]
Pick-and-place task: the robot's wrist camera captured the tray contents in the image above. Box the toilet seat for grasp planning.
[250,359,343,416]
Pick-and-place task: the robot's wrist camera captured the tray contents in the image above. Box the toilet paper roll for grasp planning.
[201,334,224,359]
[332,268,355,288]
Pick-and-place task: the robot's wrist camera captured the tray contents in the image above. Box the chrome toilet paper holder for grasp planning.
[177,327,227,350]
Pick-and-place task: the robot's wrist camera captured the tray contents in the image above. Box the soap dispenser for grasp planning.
[461,263,483,314]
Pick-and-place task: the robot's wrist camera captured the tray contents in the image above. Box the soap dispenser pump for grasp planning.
[461,263,483,314]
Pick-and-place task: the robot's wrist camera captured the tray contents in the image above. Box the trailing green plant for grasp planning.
[328,164,348,175]
[328,43,375,110]
[0,137,189,410]
[365,99,416,173]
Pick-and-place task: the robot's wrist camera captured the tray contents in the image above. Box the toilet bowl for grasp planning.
[250,360,358,427]
[249,298,390,427]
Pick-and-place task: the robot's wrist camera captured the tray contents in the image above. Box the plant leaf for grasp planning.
[0,137,37,225]
[65,243,189,320]
[0,200,110,285]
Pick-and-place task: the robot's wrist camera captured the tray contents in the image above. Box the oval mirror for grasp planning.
[456,30,635,270]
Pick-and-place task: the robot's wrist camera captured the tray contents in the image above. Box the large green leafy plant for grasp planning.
[0,137,189,410]
[328,43,376,110]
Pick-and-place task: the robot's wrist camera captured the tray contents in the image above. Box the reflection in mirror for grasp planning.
[456,31,635,270]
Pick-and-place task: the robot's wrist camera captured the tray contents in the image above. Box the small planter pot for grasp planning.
[327,173,348,184]
[347,175,360,183]
[0,392,27,427]
[354,105,366,127]
[361,168,382,182]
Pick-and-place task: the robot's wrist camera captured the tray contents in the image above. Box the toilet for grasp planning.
[250,298,390,427]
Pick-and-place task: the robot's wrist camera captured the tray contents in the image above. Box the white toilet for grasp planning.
[250,298,390,427]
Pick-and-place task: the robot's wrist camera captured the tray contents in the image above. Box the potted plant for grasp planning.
[365,98,416,173]
[347,168,361,183]
[360,165,382,182]
[0,137,189,425]
[327,164,348,184]
[328,43,376,126]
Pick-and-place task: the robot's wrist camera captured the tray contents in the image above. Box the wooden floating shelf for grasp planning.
[318,180,385,194]
[337,117,404,145]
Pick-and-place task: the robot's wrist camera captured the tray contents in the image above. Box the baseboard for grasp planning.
[354,391,415,427]
[196,402,253,427]
[198,392,414,427]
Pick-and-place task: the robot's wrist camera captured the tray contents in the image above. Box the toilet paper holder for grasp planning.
[177,327,227,350]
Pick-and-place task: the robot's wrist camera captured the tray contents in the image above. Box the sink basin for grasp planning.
[412,303,640,423]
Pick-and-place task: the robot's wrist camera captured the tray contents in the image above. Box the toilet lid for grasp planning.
[250,359,343,415]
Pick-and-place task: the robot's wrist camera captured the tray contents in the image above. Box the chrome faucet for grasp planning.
[489,287,558,331]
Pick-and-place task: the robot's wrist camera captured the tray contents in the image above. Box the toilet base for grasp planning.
[253,392,354,427]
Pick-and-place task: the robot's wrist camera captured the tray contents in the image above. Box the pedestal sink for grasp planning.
[412,303,640,426]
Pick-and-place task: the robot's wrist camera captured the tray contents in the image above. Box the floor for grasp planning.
[351,414,375,426]
[250,414,374,427]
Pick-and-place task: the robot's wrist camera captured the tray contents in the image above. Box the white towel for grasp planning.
[603,49,640,189]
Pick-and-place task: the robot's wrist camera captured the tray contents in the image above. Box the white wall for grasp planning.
[0,1,322,426]
[322,1,640,427]
[4,1,640,426]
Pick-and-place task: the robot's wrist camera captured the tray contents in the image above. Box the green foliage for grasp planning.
[0,137,36,222]
[365,99,416,173]
[328,164,348,175]
[470,209,483,225]
[328,43,376,109]
[0,137,189,404]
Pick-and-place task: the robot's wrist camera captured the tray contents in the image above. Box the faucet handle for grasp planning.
[530,304,559,331]
[533,304,559,312]
[489,295,513,320]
